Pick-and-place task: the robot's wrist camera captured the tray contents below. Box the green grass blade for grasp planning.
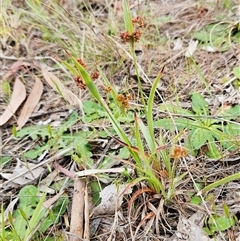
[147,72,163,152]
[122,0,133,34]
[24,193,47,240]
[199,172,240,194]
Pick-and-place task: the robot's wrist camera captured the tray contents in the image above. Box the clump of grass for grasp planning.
[63,0,189,203]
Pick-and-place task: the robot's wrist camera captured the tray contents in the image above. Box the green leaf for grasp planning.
[158,103,194,115]
[190,196,201,205]
[190,128,212,150]
[200,172,240,194]
[40,194,69,233]
[154,118,189,130]
[83,100,107,117]
[117,147,130,159]
[216,105,240,119]
[13,185,40,238]
[17,125,51,140]
[206,136,222,159]
[191,92,209,115]
[23,144,49,159]
[233,67,240,79]
[59,111,79,132]
[0,156,11,167]
[122,0,133,35]
[147,72,163,152]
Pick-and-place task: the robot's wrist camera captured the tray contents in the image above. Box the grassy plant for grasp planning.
[63,43,188,202]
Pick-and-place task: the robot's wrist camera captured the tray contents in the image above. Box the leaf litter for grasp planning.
[1,0,240,240]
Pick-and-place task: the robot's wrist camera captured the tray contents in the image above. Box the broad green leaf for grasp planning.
[216,105,240,119]
[17,125,51,140]
[214,216,235,231]
[13,186,40,238]
[190,196,201,205]
[83,100,107,117]
[154,118,189,130]
[40,193,69,233]
[117,147,130,159]
[58,111,79,132]
[190,128,212,149]
[206,136,222,159]
[23,144,49,159]
[191,92,209,115]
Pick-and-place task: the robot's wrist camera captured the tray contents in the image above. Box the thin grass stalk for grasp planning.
[122,0,147,111]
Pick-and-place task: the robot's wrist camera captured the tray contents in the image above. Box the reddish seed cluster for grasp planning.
[91,71,100,80]
[117,94,129,108]
[120,15,143,43]
[117,93,133,108]
[171,146,187,159]
[74,75,86,90]
[120,30,142,43]
[104,86,112,93]
[120,31,130,42]
[126,93,133,101]
[132,15,144,27]
[74,58,100,89]
[133,30,141,42]
[76,58,86,67]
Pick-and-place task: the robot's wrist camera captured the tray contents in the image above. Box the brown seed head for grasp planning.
[120,31,130,43]
[133,30,142,42]
[171,146,187,159]
[74,75,86,89]
[76,58,86,67]
[104,86,112,93]
[91,71,99,80]
[132,16,144,27]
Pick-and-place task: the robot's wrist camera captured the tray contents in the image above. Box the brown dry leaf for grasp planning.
[0,78,26,126]
[42,68,78,106]
[17,76,43,130]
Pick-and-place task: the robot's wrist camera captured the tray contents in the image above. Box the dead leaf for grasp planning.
[165,210,214,241]
[173,38,183,51]
[53,162,75,178]
[0,78,26,126]
[0,197,19,225]
[42,68,78,106]
[92,184,132,216]
[43,190,64,209]
[185,40,198,57]
[1,159,45,185]
[17,76,43,130]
